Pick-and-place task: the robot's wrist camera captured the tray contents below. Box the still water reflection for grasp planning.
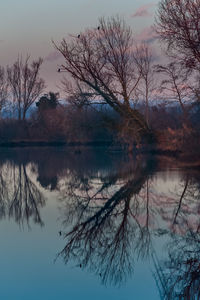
[0,147,199,299]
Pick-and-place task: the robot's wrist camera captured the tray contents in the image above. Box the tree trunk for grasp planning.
[18,109,21,121]
[120,105,151,134]
[22,109,26,121]
[117,105,154,149]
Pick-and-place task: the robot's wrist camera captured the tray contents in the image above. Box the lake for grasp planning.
[0,147,199,299]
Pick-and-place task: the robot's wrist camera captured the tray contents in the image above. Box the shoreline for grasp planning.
[0,140,114,148]
[0,141,199,169]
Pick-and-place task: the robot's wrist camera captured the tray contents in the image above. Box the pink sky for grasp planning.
[0,0,159,93]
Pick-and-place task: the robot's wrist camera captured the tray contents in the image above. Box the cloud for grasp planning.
[133,26,161,62]
[135,26,159,44]
[44,51,62,62]
[131,3,155,18]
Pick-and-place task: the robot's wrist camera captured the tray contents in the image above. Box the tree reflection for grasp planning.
[0,159,45,227]
[153,172,200,299]
[9,163,45,226]
[153,232,200,299]
[58,155,156,286]
[58,156,200,291]
[1,147,200,295]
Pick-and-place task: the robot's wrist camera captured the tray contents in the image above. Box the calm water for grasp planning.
[0,147,199,300]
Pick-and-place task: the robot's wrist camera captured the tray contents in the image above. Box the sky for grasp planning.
[0,0,160,93]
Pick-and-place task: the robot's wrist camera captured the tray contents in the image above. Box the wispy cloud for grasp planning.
[135,26,159,44]
[131,3,155,18]
[44,51,61,62]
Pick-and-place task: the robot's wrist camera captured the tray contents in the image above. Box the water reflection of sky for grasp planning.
[0,148,199,299]
[0,198,159,300]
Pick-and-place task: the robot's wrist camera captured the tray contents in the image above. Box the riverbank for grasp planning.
[0,139,199,169]
[0,140,114,148]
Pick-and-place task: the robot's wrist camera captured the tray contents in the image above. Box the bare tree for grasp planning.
[7,56,45,120]
[156,0,200,71]
[134,42,156,126]
[155,0,200,117]
[62,79,95,109]
[54,16,152,143]
[156,62,192,124]
[0,66,8,115]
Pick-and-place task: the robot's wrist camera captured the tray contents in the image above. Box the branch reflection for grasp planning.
[0,147,200,296]
[0,151,45,227]
[58,155,200,293]
[153,171,200,299]
[58,155,156,286]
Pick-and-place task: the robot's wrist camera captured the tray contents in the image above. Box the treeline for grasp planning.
[0,93,115,145]
[1,95,199,151]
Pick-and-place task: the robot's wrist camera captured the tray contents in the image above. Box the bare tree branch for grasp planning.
[7,56,45,120]
[54,16,153,143]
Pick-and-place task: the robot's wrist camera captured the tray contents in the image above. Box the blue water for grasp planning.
[0,147,199,299]
[0,204,159,300]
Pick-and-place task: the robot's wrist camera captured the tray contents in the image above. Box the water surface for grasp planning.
[0,147,199,299]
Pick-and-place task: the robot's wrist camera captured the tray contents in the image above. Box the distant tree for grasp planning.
[54,16,153,144]
[36,92,59,111]
[35,92,67,141]
[7,56,45,120]
[0,66,8,115]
